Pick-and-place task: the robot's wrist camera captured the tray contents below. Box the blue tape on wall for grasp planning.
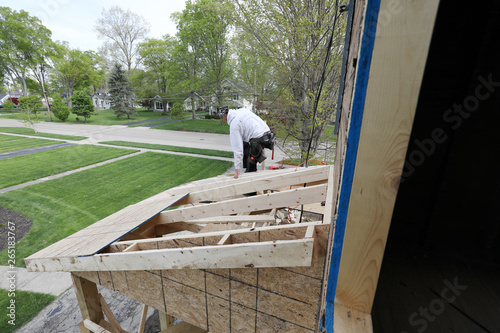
[323,0,381,331]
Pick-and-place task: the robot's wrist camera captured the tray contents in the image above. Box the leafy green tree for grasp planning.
[19,95,42,117]
[70,90,94,123]
[170,102,186,129]
[51,94,70,121]
[234,0,347,162]
[52,45,96,106]
[17,95,42,131]
[108,63,136,119]
[0,7,55,96]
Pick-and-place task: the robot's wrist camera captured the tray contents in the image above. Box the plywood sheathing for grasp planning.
[73,223,328,332]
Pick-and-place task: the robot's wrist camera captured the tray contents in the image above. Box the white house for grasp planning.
[92,89,112,110]
[183,80,255,115]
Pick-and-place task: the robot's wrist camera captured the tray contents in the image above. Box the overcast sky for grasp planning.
[1,0,187,51]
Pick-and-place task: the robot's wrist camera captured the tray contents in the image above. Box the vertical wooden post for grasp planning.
[72,273,104,332]
[159,312,173,330]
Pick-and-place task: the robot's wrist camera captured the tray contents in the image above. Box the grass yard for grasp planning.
[101,140,233,158]
[153,119,230,134]
[0,136,63,154]
[0,288,56,333]
[0,127,87,141]
[0,152,232,267]
[1,109,172,126]
[0,145,136,189]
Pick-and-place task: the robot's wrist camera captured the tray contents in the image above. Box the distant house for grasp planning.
[184,92,210,113]
[220,79,253,110]
[0,91,21,106]
[92,89,112,110]
[152,95,173,112]
[183,80,255,115]
[41,97,53,107]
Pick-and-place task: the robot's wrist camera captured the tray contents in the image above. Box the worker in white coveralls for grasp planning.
[219,106,275,179]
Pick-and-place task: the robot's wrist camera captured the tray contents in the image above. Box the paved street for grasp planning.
[0,118,289,165]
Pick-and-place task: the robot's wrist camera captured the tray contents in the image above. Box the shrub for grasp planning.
[51,94,70,121]
[70,91,94,123]
[2,100,14,111]
[19,95,42,117]
[204,114,219,120]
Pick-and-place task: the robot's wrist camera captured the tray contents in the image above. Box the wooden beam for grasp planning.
[115,221,324,247]
[98,293,126,333]
[159,312,173,330]
[322,1,442,331]
[159,321,206,333]
[79,321,92,333]
[83,319,112,333]
[30,238,314,272]
[217,233,232,245]
[160,184,327,224]
[123,243,139,253]
[181,166,329,203]
[72,275,104,324]
[175,215,276,225]
[137,304,148,333]
[333,303,373,333]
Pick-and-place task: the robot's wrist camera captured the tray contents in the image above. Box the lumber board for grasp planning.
[159,184,327,223]
[98,293,126,333]
[83,319,112,333]
[184,165,329,203]
[25,193,188,261]
[72,275,104,324]
[159,321,206,333]
[333,0,440,316]
[112,221,324,248]
[137,304,148,333]
[178,215,276,224]
[333,303,373,333]
[28,238,314,272]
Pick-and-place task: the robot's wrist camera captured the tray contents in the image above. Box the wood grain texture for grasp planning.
[335,0,441,315]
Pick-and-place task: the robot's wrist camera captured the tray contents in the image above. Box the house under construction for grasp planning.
[26,0,500,332]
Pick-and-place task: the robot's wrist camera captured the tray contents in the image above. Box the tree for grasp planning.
[18,95,42,131]
[137,36,177,114]
[70,90,94,123]
[108,63,136,119]
[234,0,347,162]
[52,45,97,107]
[94,6,150,72]
[170,102,186,129]
[19,95,42,117]
[0,7,56,96]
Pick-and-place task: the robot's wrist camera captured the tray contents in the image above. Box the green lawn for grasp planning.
[0,136,63,154]
[0,145,136,189]
[0,152,232,267]
[0,288,56,333]
[1,109,172,126]
[100,140,233,158]
[153,119,230,134]
[0,127,87,141]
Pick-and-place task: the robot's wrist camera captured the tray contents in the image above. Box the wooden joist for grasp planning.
[27,238,314,272]
[182,165,329,203]
[82,319,112,333]
[160,184,327,223]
